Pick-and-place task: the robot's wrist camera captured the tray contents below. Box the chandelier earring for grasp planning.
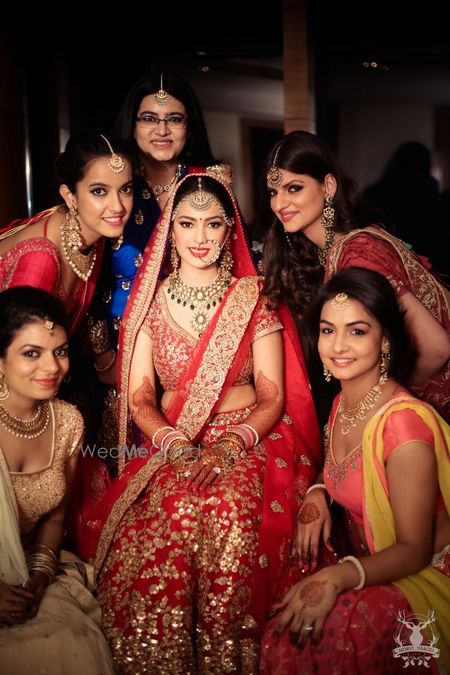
[170,232,180,272]
[380,340,391,377]
[317,194,336,267]
[0,373,10,402]
[218,237,233,274]
[323,365,332,382]
[60,206,97,281]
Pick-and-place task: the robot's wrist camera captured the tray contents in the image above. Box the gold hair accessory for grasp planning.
[330,292,350,310]
[44,320,54,334]
[267,146,283,187]
[154,73,171,105]
[206,164,233,185]
[318,194,335,266]
[60,208,97,281]
[172,177,234,227]
[0,400,50,438]
[0,373,10,402]
[99,134,125,173]
[167,266,232,334]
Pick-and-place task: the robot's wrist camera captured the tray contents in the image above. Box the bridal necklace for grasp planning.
[60,209,97,281]
[167,267,232,334]
[0,400,50,438]
[147,164,182,202]
[338,371,388,435]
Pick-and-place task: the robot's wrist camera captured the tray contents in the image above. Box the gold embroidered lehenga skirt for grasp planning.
[97,408,266,674]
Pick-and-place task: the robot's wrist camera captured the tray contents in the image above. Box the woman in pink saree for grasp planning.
[261,267,449,675]
[78,172,322,673]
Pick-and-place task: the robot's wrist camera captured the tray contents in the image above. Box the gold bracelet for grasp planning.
[94,349,116,373]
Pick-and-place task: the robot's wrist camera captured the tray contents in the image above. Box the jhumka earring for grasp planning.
[170,232,179,271]
[218,238,233,274]
[323,365,332,382]
[0,373,10,401]
[380,340,391,376]
[317,194,336,267]
[99,134,125,173]
[154,73,171,105]
[60,206,97,281]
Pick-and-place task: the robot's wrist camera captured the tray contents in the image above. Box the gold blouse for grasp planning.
[9,399,83,534]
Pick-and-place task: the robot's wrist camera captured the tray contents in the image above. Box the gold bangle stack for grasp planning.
[26,544,58,584]
[216,431,247,467]
[168,437,196,463]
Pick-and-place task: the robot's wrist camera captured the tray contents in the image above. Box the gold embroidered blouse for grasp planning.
[10,399,84,534]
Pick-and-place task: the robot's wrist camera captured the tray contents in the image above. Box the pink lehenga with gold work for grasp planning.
[79,172,322,674]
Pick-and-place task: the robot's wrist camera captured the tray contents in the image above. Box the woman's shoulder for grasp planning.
[52,399,84,433]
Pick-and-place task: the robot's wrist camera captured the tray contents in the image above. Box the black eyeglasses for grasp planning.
[135,114,187,129]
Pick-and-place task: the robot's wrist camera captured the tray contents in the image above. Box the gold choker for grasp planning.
[167,268,232,334]
[338,373,387,435]
[60,211,97,281]
[0,401,50,439]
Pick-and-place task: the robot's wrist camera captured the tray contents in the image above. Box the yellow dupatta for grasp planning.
[362,397,450,666]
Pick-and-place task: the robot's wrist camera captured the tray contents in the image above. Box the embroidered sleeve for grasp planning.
[5,243,59,294]
[251,294,283,342]
[334,233,411,298]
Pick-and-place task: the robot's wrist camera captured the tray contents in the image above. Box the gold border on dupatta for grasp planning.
[176,276,260,439]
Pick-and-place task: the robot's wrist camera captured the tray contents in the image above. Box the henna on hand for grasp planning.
[299,581,327,607]
[242,371,283,440]
[298,502,320,524]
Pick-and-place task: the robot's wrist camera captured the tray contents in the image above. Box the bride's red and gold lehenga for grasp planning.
[79,172,322,674]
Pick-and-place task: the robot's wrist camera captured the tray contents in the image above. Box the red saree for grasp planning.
[0,208,103,333]
[78,172,321,673]
[325,226,450,421]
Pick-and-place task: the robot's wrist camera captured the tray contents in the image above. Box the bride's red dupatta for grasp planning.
[78,174,321,625]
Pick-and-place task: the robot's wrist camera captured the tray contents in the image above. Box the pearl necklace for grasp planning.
[0,401,50,438]
[167,268,232,334]
[147,164,182,202]
[337,372,387,435]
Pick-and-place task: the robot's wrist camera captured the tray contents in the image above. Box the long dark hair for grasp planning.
[56,128,133,193]
[0,287,68,357]
[261,130,368,317]
[114,72,215,166]
[303,267,415,382]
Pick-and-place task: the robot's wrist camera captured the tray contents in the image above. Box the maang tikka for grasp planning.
[267,145,283,188]
[154,73,171,106]
[99,134,125,174]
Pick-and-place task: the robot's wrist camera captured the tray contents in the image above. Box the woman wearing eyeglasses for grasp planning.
[87,72,226,455]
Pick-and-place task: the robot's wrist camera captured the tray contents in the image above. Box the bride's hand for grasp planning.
[295,490,334,572]
[184,447,228,493]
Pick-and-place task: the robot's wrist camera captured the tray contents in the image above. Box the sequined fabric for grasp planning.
[141,284,282,391]
[97,410,264,674]
[10,399,83,533]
